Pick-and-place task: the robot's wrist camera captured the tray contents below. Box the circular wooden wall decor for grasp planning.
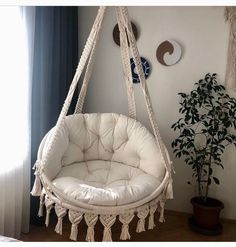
[156,40,182,66]
[130,57,151,84]
[113,22,138,46]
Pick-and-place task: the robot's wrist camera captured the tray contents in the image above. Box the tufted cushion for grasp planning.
[52,160,161,206]
[39,113,166,206]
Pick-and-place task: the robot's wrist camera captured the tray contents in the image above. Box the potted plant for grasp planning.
[171,73,236,234]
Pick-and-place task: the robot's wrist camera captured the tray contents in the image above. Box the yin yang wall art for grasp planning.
[130,57,151,84]
[156,40,182,66]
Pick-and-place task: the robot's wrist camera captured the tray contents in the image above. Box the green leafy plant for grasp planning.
[171,73,236,202]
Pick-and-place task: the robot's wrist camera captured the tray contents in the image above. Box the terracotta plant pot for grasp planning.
[189,196,224,235]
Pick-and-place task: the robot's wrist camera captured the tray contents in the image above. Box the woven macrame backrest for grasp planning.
[41,6,172,176]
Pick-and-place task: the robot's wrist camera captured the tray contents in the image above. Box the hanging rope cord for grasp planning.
[116,8,136,119]
[74,10,105,114]
[75,8,137,118]
[40,7,107,167]
[40,6,173,182]
[117,7,173,175]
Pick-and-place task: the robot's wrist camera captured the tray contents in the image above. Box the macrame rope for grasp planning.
[84,213,98,242]
[68,210,83,241]
[54,204,67,235]
[44,197,54,227]
[117,7,174,184]
[136,205,149,233]
[159,200,166,223]
[116,8,136,119]
[74,39,97,114]
[148,202,158,230]
[74,7,106,114]
[100,214,116,242]
[40,6,107,170]
[119,213,134,240]
[38,191,45,217]
[31,160,42,196]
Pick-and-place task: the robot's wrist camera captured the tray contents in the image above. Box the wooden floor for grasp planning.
[20,210,236,242]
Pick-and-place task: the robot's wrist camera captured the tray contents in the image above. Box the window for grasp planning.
[0,7,30,174]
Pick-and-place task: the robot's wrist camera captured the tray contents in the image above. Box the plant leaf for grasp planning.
[213,177,220,185]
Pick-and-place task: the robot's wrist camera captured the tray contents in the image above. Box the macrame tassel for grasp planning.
[165,179,174,199]
[148,201,158,230]
[54,204,67,235]
[45,210,51,227]
[38,193,45,217]
[136,205,149,233]
[119,213,134,240]
[31,161,42,196]
[159,201,165,223]
[55,218,63,235]
[86,226,95,242]
[136,218,145,233]
[69,210,83,241]
[31,176,42,196]
[148,213,155,230]
[103,227,112,242]
[100,214,116,242]
[44,197,54,227]
[120,224,130,240]
[38,203,44,217]
[70,224,78,241]
[159,212,165,223]
[84,213,98,242]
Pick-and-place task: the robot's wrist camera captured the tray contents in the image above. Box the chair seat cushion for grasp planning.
[52,160,161,206]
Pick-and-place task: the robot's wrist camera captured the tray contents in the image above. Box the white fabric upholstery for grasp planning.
[53,160,161,206]
[39,113,166,206]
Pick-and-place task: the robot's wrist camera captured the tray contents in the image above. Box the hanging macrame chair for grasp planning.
[31,6,174,242]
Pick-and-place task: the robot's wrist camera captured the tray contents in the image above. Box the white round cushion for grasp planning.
[39,113,166,206]
[52,160,161,206]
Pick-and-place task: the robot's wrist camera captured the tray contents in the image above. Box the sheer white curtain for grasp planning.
[0,6,35,238]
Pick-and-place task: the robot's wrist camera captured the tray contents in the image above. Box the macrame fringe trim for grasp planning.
[68,210,83,241]
[100,215,116,242]
[31,175,42,196]
[70,224,78,241]
[148,213,155,230]
[136,218,145,233]
[54,204,67,235]
[165,179,174,199]
[45,210,51,227]
[119,213,134,240]
[103,227,112,242]
[136,205,149,233]
[84,214,98,242]
[44,198,54,227]
[38,193,45,217]
[120,224,131,240]
[86,226,95,242]
[36,192,169,241]
[31,161,42,196]
[55,218,63,235]
[159,201,166,223]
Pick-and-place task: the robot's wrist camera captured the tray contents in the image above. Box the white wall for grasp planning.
[78,6,236,220]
